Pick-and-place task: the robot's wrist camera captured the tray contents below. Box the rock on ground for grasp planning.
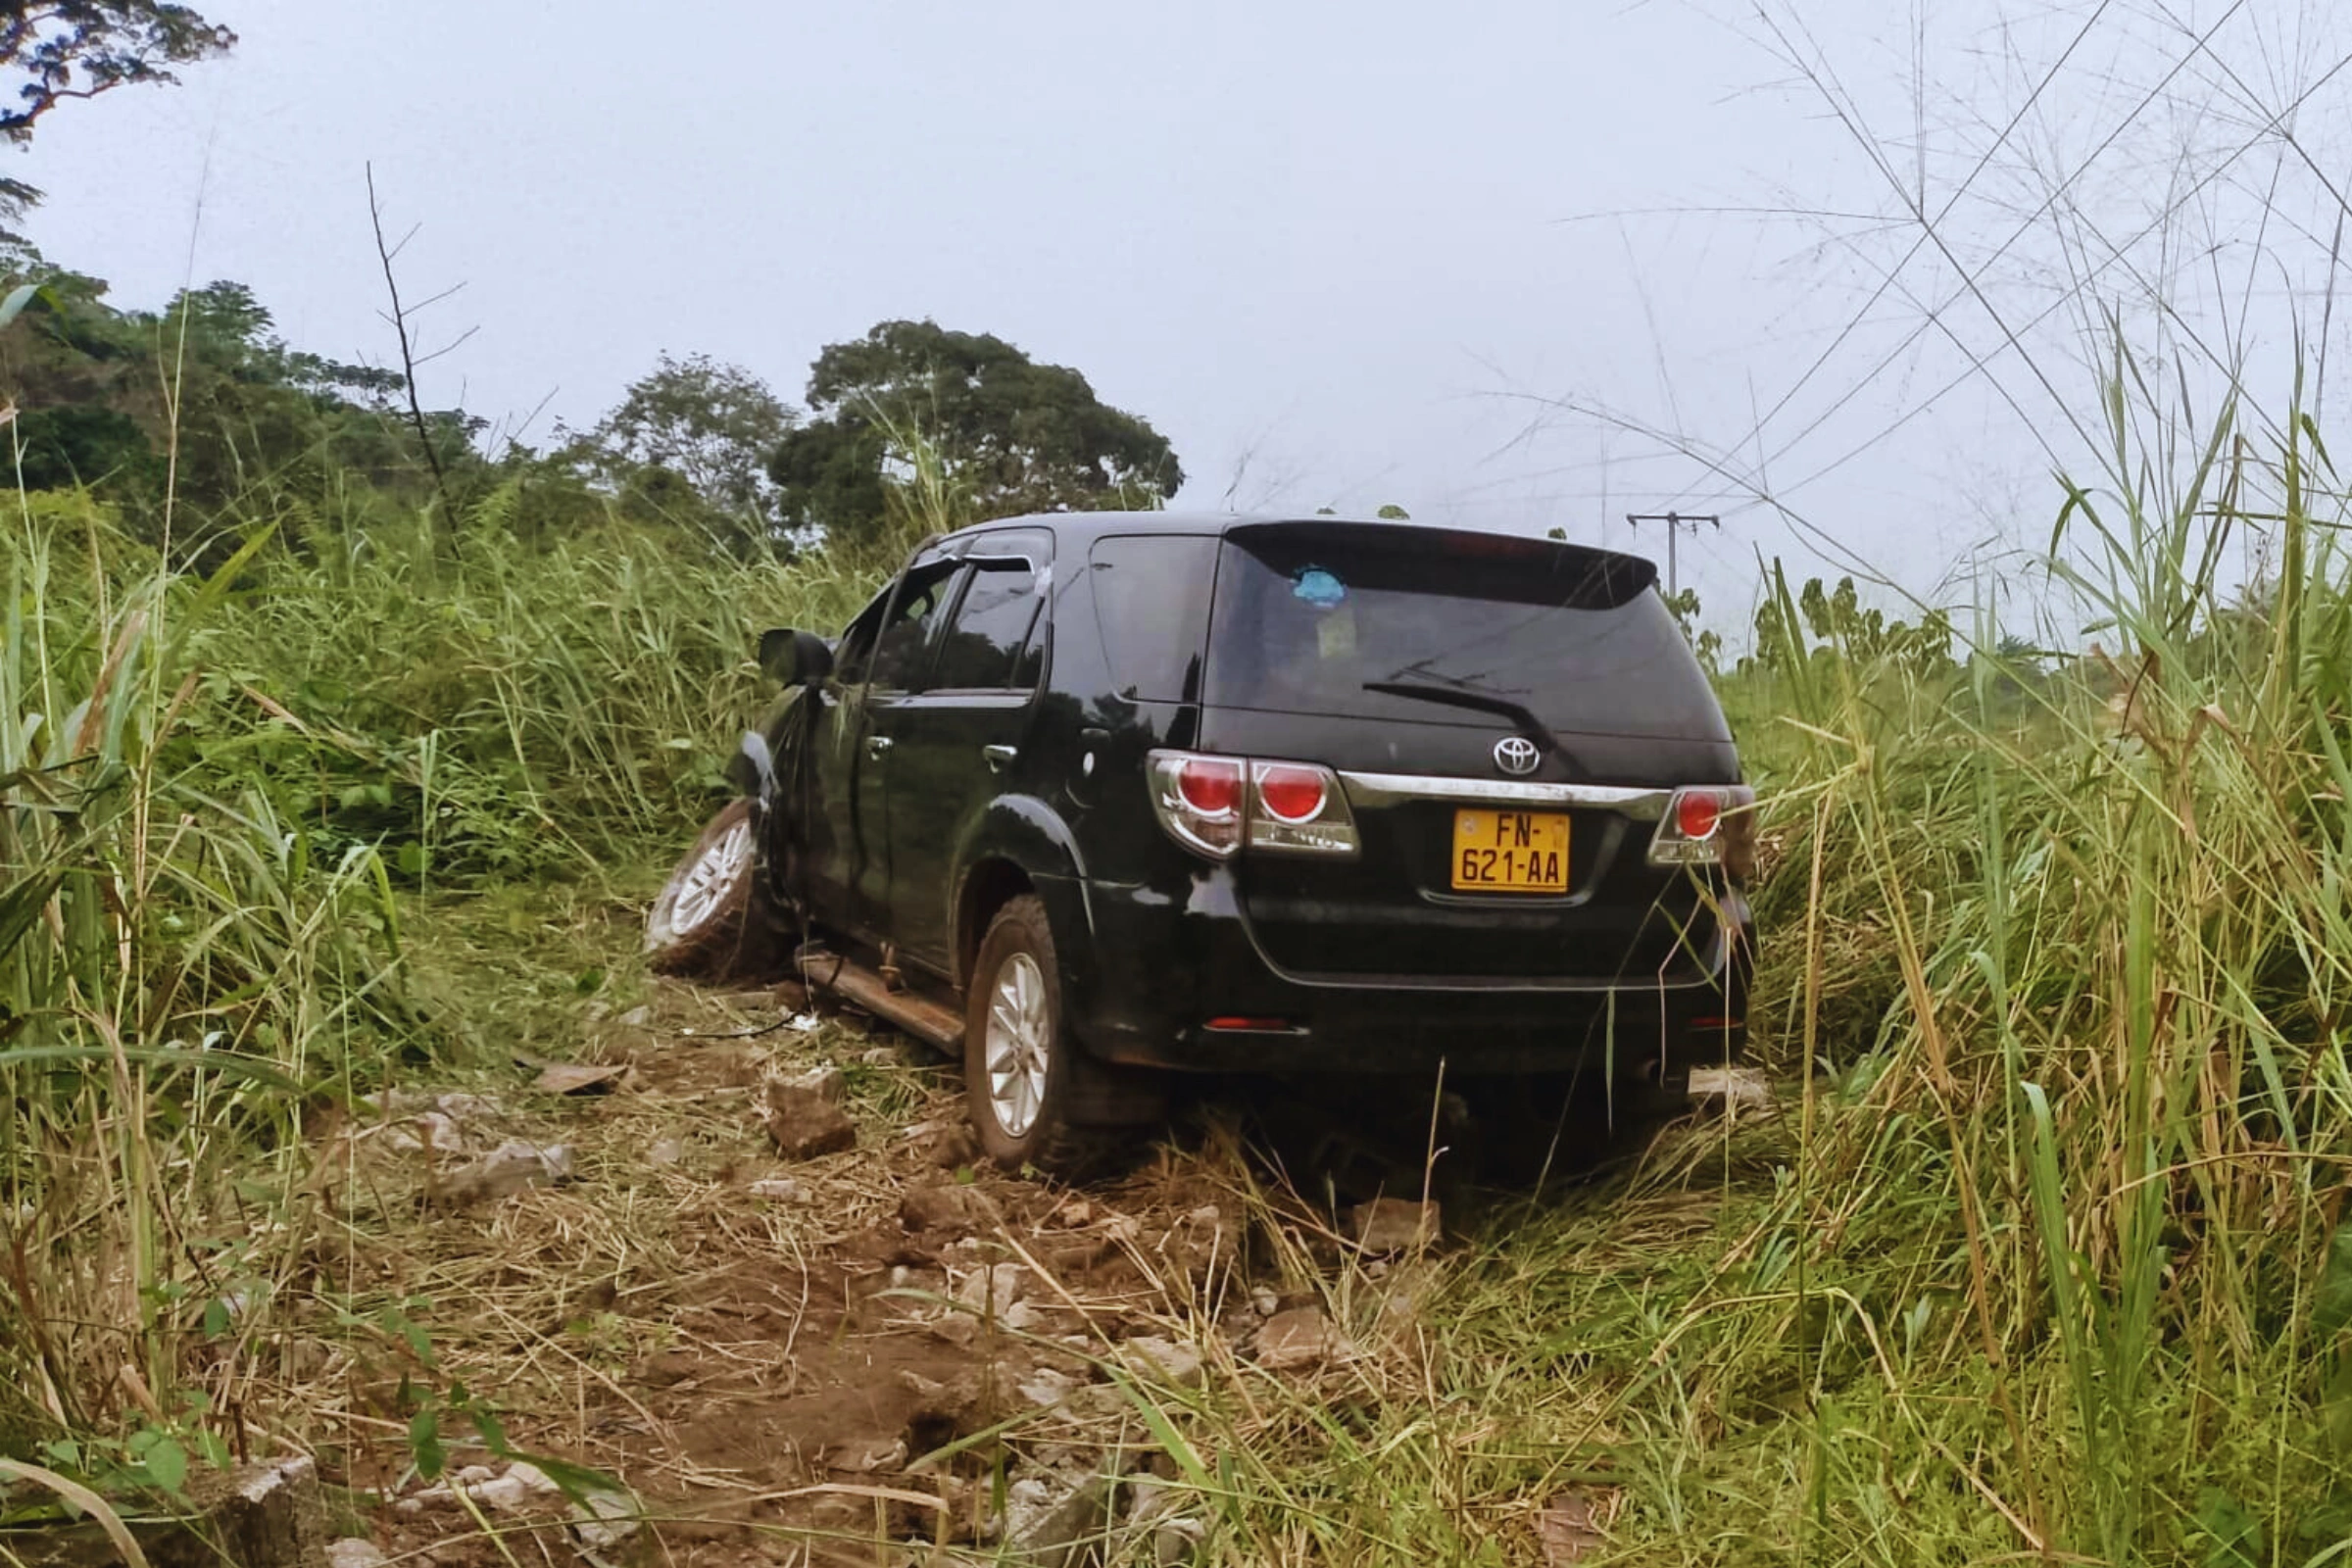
[761,1081,856,1159]
[1256,1305,1347,1371]
[1112,1335,1205,1390]
[1003,1471,1113,1568]
[782,1063,847,1102]
[900,1183,997,1236]
[435,1139,571,1205]
[1348,1197,1441,1253]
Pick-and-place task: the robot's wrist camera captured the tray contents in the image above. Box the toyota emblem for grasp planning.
[1493,735,1541,776]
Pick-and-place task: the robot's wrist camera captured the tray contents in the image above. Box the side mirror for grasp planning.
[758,628,835,686]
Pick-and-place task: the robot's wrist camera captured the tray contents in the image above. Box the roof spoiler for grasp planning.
[1223,519,1659,610]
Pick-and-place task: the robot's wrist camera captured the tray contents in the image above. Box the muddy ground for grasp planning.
[278,969,1722,1568]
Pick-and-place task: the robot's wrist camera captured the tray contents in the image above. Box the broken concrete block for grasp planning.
[782,1063,847,1102]
[761,1081,856,1159]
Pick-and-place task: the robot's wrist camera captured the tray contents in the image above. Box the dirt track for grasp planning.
[303,973,1470,1567]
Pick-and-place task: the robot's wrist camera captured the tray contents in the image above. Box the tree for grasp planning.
[768,319,1182,548]
[0,3,236,213]
[576,352,793,549]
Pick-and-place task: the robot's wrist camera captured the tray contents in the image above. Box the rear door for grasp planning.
[879,529,1053,977]
[1197,521,1740,985]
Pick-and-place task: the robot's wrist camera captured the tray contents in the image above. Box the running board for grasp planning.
[813,956,964,1054]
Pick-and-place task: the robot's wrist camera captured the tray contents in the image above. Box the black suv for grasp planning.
[647,513,1753,1170]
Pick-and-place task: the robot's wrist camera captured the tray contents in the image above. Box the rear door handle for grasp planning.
[982,744,1017,773]
[865,735,894,760]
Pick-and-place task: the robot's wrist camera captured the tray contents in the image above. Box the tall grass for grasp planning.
[0,493,881,1483]
[1076,387,2352,1567]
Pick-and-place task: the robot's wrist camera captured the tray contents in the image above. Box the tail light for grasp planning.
[1247,760,1359,854]
[1648,785,1756,876]
[1149,753,1244,857]
[1148,750,1359,859]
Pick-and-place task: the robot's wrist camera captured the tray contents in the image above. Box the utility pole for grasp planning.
[1624,512,1719,597]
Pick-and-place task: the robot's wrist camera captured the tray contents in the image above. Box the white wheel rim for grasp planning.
[984,952,1051,1138]
[672,819,750,933]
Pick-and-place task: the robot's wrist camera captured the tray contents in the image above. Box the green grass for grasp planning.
[6,381,2352,1565]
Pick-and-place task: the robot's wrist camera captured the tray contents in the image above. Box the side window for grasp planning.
[931,560,1043,692]
[832,589,893,684]
[865,561,961,691]
[1090,535,1217,702]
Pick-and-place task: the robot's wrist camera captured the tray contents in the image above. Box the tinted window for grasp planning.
[931,561,1043,691]
[1089,535,1216,702]
[863,561,960,690]
[1202,524,1724,738]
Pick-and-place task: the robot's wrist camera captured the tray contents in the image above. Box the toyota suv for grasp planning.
[645,513,1753,1172]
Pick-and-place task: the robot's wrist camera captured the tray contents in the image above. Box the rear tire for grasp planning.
[645,800,786,979]
[963,897,1084,1173]
[961,896,1163,1174]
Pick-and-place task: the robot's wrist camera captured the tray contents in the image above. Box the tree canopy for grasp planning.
[570,352,794,552]
[0,3,235,212]
[767,319,1182,547]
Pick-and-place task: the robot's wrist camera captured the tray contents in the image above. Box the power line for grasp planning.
[1624,512,1720,596]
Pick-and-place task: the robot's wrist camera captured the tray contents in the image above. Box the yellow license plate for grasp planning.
[1451,808,1570,893]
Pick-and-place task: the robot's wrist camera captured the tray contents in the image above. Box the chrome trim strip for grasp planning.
[1337,769,1673,819]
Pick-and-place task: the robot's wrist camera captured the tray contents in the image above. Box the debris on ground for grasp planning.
[760,1077,857,1158]
[1348,1195,1441,1253]
[956,1260,1037,1327]
[780,1061,847,1102]
[1534,1488,1613,1564]
[747,1175,808,1201]
[431,1137,572,1205]
[1003,1468,1114,1568]
[1114,1334,1206,1389]
[531,1060,635,1096]
[1126,1477,1209,1567]
[901,1181,997,1235]
[1256,1304,1348,1370]
[567,1488,642,1555]
[287,972,1561,1566]
[325,1540,391,1568]
[1689,1065,1773,1114]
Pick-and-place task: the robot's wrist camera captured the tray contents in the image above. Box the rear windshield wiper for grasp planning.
[1359,680,1581,778]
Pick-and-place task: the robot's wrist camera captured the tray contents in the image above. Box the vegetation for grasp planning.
[0,2,234,214]
[14,6,2346,1563]
[768,318,1185,548]
[8,318,2352,1560]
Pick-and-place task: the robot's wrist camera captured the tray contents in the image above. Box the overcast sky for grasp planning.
[16,0,2350,637]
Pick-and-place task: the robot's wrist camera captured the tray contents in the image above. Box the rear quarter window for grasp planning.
[1088,535,1217,702]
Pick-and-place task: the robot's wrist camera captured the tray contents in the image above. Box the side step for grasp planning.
[807,951,964,1054]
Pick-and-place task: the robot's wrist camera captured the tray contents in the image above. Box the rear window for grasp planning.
[1202,524,1724,738]
[1089,535,1216,702]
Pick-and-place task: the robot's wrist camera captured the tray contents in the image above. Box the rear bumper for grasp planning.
[1044,867,1750,1077]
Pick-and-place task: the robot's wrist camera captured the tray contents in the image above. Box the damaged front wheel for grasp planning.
[644,799,786,978]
